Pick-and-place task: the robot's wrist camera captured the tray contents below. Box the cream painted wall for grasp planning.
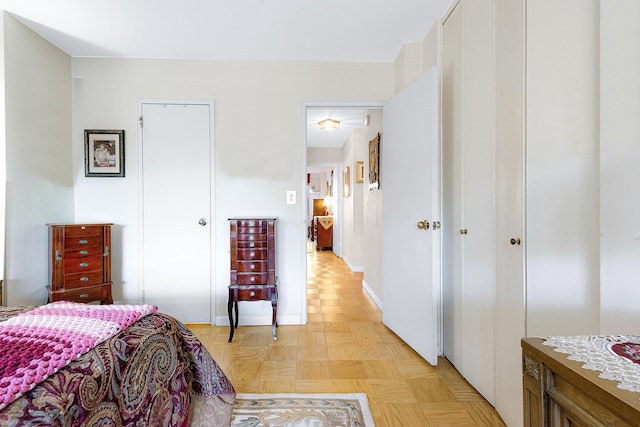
[599,0,640,334]
[307,147,342,165]
[340,128,366,271]
[526,0,600,336]
[71,58,393,324]
[3,14,73,306]
[394,25,440,95]
[362,109,384,305]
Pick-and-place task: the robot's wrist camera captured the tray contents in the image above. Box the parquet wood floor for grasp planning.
[189,248,506,426]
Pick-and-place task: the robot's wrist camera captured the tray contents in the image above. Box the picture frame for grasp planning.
[343,166,350,198]
[368,133,380,190]
[84,129,125,177]
[355,161,365,183]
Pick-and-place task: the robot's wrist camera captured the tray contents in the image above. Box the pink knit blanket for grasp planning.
[0,301,157,410]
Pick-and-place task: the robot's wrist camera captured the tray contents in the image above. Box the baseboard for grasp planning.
[341,256,364,273]
[215,314,301,326]
[362,279,383,310]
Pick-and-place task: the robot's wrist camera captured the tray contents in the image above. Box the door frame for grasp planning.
[301,101,384,324]
[137,98,216,324]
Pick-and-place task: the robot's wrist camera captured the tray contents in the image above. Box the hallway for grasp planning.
[190,249,506,426]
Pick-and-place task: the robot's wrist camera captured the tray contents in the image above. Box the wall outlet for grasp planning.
[286,190,296,205]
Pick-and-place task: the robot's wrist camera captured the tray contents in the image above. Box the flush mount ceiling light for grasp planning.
[318,118,340,131]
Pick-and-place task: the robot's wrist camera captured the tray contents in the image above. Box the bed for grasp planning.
[0,302,236,426]
[522,336,640,426]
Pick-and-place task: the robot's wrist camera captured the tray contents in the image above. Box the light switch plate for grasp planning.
[286,190,296,205]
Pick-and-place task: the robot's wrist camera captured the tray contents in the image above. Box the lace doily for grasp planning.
[543,335,640,395]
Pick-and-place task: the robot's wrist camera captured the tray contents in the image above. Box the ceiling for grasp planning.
[0,0,452,62]
[0,0,451,148]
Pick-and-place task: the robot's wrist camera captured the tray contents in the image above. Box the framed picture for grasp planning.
[84,129,125,177]
[355,161,365,183]
[343,166,350,198]
[368,133,380,190]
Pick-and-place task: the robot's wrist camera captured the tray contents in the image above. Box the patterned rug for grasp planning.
[231,393,375,426]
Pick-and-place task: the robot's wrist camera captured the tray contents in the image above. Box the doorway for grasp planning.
[138,100,214,323]
[302,103,383,324]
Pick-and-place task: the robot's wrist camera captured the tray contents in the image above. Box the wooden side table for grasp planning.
[227,217,278,342]
[47,223,113,305]
[313,216,333,250]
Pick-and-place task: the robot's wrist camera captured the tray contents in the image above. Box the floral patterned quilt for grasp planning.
[0,306,236,426]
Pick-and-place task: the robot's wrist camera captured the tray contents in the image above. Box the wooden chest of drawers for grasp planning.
[522,337,640,426]
[313,216,333,250]
[47,223,113,305]
[228,217,277,342]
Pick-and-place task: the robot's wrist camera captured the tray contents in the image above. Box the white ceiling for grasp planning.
[0,0,451,148]
[0,0,452,62]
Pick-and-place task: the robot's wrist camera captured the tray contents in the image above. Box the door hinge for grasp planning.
[139,116,143,128]
[141,289,145,303]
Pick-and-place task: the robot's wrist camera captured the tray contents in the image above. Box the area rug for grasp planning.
[231,393,375,426]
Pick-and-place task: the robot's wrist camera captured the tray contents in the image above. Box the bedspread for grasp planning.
[0,302,158,409]
[0,306,236,426]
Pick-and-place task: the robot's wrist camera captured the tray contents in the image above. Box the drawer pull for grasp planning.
[249,236,254,240]
[79,250,88,255]
[79,262,89,268]
[79,239,88,245]
[79,293,89,299]
[250,264,256,270]
[250,242,255,247]
[250,291,256,297]
[80,277,89,282]
[250,276,256,282]
[250,251,255,257]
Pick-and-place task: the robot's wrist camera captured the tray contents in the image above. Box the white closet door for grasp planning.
[442,0,464,371]
[443,0,496,405]
[460,0,496,404]
[494,0,526,425]
[141,102,213,323]
[382,67,440,365]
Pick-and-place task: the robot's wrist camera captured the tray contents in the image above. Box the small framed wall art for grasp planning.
[355,161,365,183]
[84,129,125,177]
[343,166,350,198]
[368,133,380,190]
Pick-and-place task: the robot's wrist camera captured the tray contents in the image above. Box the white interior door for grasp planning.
[141,102,212,323]
[382,67,440,365]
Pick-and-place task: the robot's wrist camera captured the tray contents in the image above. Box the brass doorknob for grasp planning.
[510,238,521,246]
[417,220,430,230]
[460,229,468,235]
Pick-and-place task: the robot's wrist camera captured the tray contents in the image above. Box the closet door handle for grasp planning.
[460,229,468,235]
[510,238,521,246]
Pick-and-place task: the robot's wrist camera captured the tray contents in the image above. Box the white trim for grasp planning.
[362,279,383,310]
[441,0,462,25]
[437,12,446,358]
[341,256,364,273]
[216,314,301,326]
